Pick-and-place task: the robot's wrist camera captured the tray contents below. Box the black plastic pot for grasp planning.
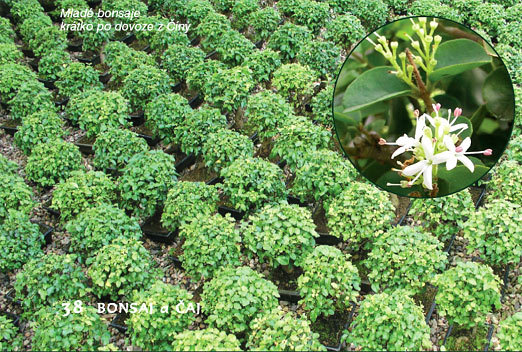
[217,205,245,221]
[324,301,357,352]
[67,39,83,52]
[128,111,145,126]
[172,82,182,93]
[5,289,20,306]
[287,195,308,207]
[74,135,95,155]
[42,199,60,217]
[109,313,128,333]
[77,55,101,66]
[316,232,341,246]
[442,323,494,351]
[0,119,20,136]
[188,94,203,109]
[175,153,197,173]
[168,255,183,269]
[37,78,56,90]
[37,222,53,246]
[395,201,412,226]
[55,97,69,107]
[134,125,159,147]
[99,71,111,84]
[254,40,263,48]
[249,132,259,144]
[205,50,218,60]
[140,211,177,244]
[278,289,301,303]
[0,311,20,328]
[205,176,224,186]
[119,33,136,44]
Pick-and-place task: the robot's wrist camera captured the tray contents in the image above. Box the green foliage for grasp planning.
[497,312,522,351]
[14,110,65,155]
[0,315,19,351]
[0,154,18,174]
[410,190,475,242]
[248,7,281,42]
[161,44,205,81]
[55,62,103,98]
[272,63,318,104]
[342,291,432,350]
[185,0,215,25]
[121,65,172,111]
[77,18,114,52]
[311,84,333,126]
[93,128,149,171]
[0,210,44,272]
[290,0,330,33]
[364,226,448,293]
[0,173,35,221]
[51,170,117,222]
[463,199,522,266]
[209,0,234,12]
[14,253,88,316]
[19,13,52,42]
[0,63,37,102]
[32,304,110,351]
[324,14,366,49]
[0,17,16,44]
[149,28,190,54]
[407,0,461,22]
[271,120,331,170]
[469,2,506,37]
[498,22,522,51]
[186,59,226,92]
[244,90,295,137]
[180,213,242,280]
[297,246,360,322]
[161,181,220,230]
[382,0,410,12]
[0,43,22,65]
[231,0,260,29]
[247,308,326,351]
[38,49,72,81]
[177,106,228,155]
[242,201,318,268]
[433,261,501,328]
[171,328,241,351]
[268,23,313,62]
[145,93,192,144]
[325,181,394,244]
[25,140,83,187]
[127,281,195,351]
[296,40,341,79]
[194,12,232,52]
[103,43,155,82]
[10,0,43,22]
[506,134,522,163]
[243,49,281,83]
[215,30,255,66]
[8,80,56,121]
[221,157,288,211]
[66,203,142,262]
[202,129,254,172]
[88,237,161,299]
[118,150,178,219]
[489,160,522,206]
[201,266,279,334]
[292,149,357,202]
[28,26,68,57]
[101,0,147,23]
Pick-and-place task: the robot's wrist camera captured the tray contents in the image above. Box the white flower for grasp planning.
[379,112,426,159]
[401,135,445,190]
[425,104,468,140]
[434,136,493,173]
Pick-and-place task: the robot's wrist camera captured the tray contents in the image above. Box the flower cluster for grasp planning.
[381,104,492,192]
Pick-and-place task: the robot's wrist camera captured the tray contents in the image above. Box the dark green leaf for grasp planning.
[342,66,412,113]
[430,39,491,82]
[437,163,489,194]
[482,67,514,121]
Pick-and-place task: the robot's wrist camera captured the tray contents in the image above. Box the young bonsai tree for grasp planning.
[92,128,149,171]
[202,129,254,173]
[171,328,241,351]
[297,245,360,322]
[55,62,103,98]
[241,201,318,269]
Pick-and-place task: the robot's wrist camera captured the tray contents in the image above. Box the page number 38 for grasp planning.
[62,300,83,316]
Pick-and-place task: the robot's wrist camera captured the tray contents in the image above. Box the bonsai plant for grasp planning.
[14,110,65,155]
[171,328,241,351]
[0,173,35,221]
[145,93,192,144]
[55,62,103,98]
[92,128,149,171]
[202,129,254,172]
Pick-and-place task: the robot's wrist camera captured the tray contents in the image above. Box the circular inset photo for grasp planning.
[334,16,515,197]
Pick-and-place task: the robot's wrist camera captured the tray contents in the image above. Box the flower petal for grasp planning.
[443,135,455,152]
[402,160,427,176]
[459,137,471,152]
[449,123,468,132]
[432,151,454,165]
[446,156,457,170]
[391,146,407,159]
[422,136,434,159]
[423,165,433,190]
[458,155,474,173]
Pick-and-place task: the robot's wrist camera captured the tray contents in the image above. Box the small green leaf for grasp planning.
[430,39,491,82]
[342,66,412,112]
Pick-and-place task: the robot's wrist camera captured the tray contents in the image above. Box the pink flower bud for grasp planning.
[484,149,492,156]
[433,103,441,112]
[455,146,463,153]
[414,109,420,118]
[454,107,462,118]
[378,138,387,145]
